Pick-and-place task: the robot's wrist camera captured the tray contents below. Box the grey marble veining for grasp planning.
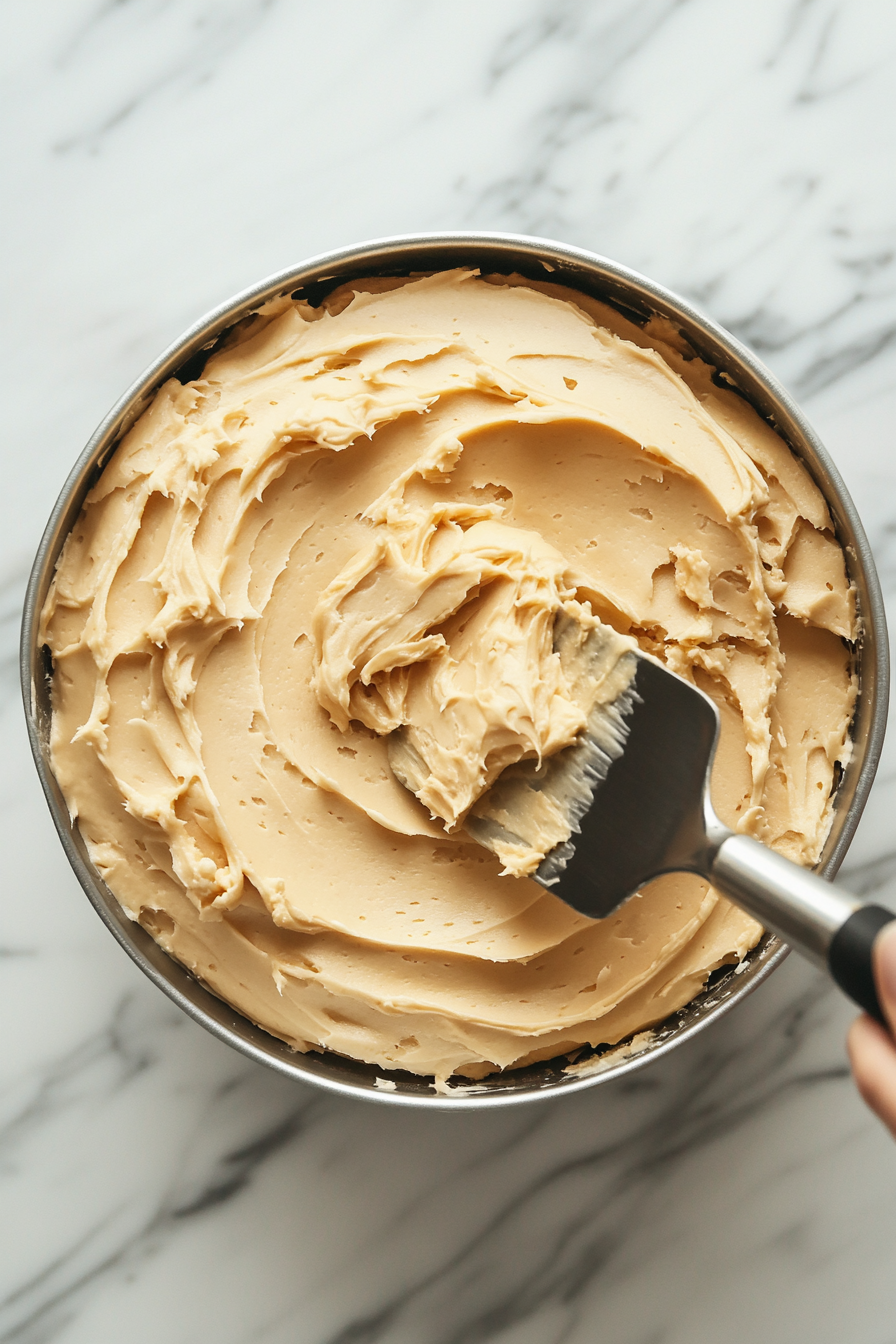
[3,2,896,1341]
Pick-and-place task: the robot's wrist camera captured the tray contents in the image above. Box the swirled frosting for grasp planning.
[41,270,856,1082]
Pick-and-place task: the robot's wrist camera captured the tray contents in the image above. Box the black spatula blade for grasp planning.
[538,657,720,918]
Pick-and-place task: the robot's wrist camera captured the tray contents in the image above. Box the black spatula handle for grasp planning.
[710,832,896,1025]
[828,905,896,1026]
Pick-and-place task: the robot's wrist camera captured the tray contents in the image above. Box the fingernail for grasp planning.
[874,921,896,1014]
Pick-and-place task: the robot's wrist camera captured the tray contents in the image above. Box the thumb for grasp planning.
[872,920,896,1033]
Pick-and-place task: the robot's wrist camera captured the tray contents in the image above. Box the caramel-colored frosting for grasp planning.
[312,508,638,867]
[41,271,856,1082]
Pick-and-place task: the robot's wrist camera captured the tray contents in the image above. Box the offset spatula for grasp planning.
[461,655,894,1024]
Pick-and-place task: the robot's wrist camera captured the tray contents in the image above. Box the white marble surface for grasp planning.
[3,2,896,1340]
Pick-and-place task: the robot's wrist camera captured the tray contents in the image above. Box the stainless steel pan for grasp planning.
[21,232,889,1108]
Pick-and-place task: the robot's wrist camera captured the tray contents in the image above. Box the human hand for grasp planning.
[848,921,896,1138]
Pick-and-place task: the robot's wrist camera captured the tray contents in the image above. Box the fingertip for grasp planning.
[848,1011,896,1137]
[873,920,896,1029]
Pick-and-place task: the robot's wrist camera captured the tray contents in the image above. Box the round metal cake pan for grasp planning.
[21,232,890,1108]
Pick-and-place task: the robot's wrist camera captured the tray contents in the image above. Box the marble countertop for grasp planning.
[3,2,896,1340]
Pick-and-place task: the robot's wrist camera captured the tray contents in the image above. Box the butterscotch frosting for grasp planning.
[41,270,856,1082]
[313,508,639,871]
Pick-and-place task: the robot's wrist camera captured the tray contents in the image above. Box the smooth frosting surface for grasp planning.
[41,270,856,1082]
